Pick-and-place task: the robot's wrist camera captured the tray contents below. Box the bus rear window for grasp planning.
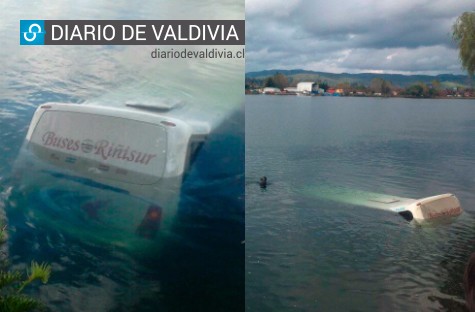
[28,110,168,185]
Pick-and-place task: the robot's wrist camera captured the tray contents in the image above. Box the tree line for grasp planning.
[245,73,472,98]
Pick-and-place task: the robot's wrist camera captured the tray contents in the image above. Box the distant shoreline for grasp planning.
[245,93,475,100]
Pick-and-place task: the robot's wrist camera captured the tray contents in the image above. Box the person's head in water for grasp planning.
[465,253,475,311]
[259,176,267,188]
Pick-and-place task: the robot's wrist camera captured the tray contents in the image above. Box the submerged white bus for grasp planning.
[13,102,209,245]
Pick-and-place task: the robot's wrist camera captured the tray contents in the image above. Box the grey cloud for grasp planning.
[246,0,473,74]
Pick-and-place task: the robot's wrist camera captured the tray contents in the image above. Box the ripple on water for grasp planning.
[246,96,475,311]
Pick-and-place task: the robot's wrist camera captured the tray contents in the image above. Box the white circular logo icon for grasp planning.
[23,23,42,42]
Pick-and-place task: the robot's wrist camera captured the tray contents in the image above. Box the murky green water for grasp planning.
[1,1,244,310]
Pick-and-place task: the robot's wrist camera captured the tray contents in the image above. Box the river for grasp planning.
[246,95,475,311]
[0,0,244,310]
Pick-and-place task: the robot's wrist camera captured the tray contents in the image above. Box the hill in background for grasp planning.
[246,69,472,89]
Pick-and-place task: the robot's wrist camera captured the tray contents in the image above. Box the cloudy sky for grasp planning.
[246,0,474,75]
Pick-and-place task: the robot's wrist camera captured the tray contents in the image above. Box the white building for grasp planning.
[262,87,281,94]
[284,87,298,93]
[297,82,318,93]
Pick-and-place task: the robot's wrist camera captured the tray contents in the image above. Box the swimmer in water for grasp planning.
[259,176,267,188]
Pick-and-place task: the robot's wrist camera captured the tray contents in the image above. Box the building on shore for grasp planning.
[262,87,281,94]
[297,82,318,94]
[284,87,298,93]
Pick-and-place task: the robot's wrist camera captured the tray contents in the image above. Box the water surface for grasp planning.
[246,95,475,311]
[0,1,244,310]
